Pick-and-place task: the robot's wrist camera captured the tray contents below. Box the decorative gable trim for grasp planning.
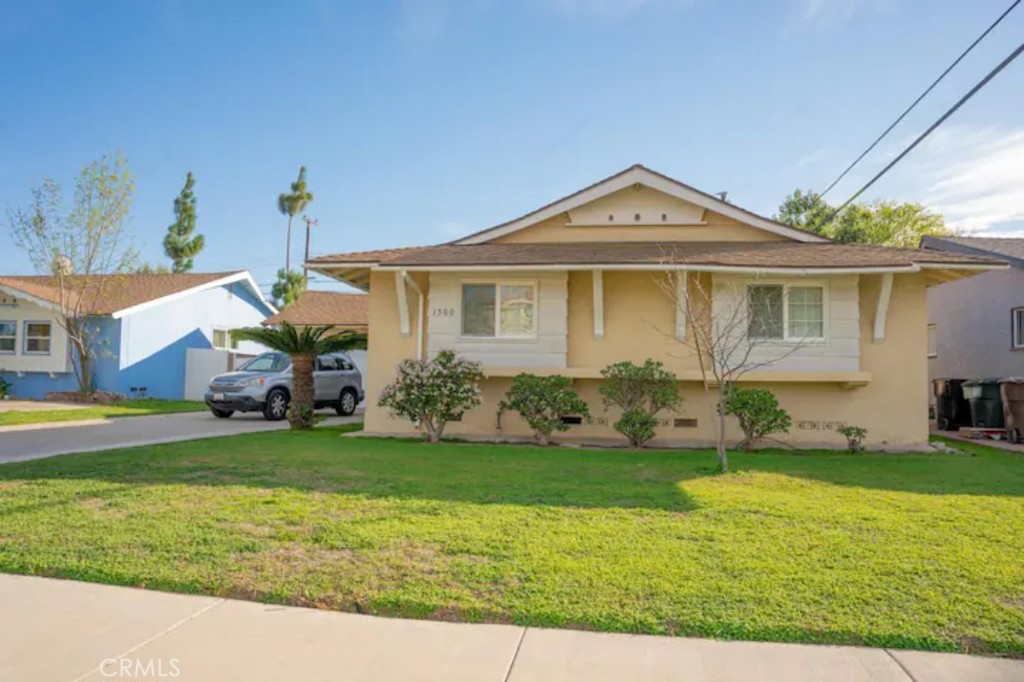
[454,165,830,245]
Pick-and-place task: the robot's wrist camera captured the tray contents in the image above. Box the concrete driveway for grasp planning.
[1,574,1020,682]
[0,410,362,465]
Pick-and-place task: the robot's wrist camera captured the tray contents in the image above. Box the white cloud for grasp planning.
[904,126,1024,235]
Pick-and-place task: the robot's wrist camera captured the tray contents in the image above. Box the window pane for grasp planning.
[462,284,496,336]
[26,338,50,353]
[1015,309,1024,348]
[26,323,50,338]
[212,330,227,348]
[499,285,535,336]
[0,322,15,337]
[788,286,824,339]
[0,338,13,352]
[748,285,783,339]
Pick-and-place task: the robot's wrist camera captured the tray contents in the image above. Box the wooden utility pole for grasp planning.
[302,215,318,285]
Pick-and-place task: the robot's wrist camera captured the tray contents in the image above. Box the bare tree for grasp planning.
[6,152,137,391]
[657,268,809,473]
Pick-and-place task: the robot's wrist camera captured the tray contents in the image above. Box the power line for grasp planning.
[819,0,1021,198]
[819,40,1024,228]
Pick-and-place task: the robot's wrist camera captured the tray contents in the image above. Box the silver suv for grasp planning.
[205,351,363,421]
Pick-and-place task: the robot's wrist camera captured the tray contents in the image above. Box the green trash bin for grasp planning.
[999,378,1024,443]
[962,380,1004,429]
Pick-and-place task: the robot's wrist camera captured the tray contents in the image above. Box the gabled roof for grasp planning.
[452,164,830,245]
[0,271,275,318]
[264,291,368,329]
[921,235,1024,268]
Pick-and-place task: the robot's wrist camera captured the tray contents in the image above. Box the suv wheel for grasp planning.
[263,388,289,421]
[336,388,358,416]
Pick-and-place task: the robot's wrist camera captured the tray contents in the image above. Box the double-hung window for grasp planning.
[0,321,15,354]
[747,283,825,341]
[212,328,238,350]
[1013,307,1024,350]
[461,282,537,338]
[24,321,51,354]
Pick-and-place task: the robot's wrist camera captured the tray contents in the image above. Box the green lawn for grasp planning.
[0,428,1021,655]
[0,399,206,426]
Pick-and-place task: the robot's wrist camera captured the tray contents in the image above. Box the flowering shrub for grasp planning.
[599,360,681,447]
[724,387,791,449]
[378,349,484,443]
[499,374,590,445]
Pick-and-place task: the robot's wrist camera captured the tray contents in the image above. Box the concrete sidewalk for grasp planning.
[0,575,1019,682]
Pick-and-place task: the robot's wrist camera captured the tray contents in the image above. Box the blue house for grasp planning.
[0,271,276,400]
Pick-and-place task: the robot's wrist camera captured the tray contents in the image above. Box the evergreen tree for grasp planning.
[271,268,305,309]
[163,171,204,272]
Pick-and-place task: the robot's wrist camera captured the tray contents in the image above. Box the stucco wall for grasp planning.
[363,269,931,448]
[426,271,568,367]
[927,267,1024,382]
[0,297,72,375]
[117,282,274,398]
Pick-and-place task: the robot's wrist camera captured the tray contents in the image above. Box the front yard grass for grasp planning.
[0,428,1021,655]
[0,399,206,426]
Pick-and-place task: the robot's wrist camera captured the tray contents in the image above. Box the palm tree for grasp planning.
[231,323,366,430]
[278,167,313,272]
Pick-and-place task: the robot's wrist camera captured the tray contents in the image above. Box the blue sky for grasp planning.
[2,0,1022,295]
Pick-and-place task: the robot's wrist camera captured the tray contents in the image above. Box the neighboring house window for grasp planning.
[461,282,537,338]
[1013,308,1024,350]
[927,324,938,358]
[0,321,15,353]
[24,321,51,354]
[747,283,826,341]
[212,328,239,350]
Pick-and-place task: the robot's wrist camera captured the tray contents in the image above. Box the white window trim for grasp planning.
[746,280,829,344]
[0,320,15,355]
[1013,308,1024,350]
[211,327,239,351]
[459,279,540,341]
[927,323,938,358]
[23,320,52,355]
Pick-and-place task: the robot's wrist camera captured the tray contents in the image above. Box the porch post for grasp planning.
[873,272,894,343]
[675,270,688,341]
[395,270,410,337]
[592,269,604,339]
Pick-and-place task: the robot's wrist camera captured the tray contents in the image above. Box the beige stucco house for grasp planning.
[308,165,1003,448]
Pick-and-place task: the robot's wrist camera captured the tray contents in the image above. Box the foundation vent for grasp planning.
[674,418,698,429]
[560,415,584,425]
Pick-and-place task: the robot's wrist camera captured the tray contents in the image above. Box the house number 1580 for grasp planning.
[431,307,455,317]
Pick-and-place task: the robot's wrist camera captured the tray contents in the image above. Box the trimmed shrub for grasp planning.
[378,350,484,443]
[614,409,659,448]
[599,360,681,447]
[724,387,791,449]
[837,425,868,452]
[499,374,590,445]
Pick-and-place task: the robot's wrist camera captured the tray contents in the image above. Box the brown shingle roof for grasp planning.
[0,272,243,315]
[922,236,1024,264]
[371,241,1006,269]
[306,247,425,265]
[264,291,368,328]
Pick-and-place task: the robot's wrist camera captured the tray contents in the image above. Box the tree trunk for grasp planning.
[289,353,315,430]
[70,334,93,393]
[536,431,551,446]
[285,215,294,272]
[716,391,730,473]
[424,420,441,443]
